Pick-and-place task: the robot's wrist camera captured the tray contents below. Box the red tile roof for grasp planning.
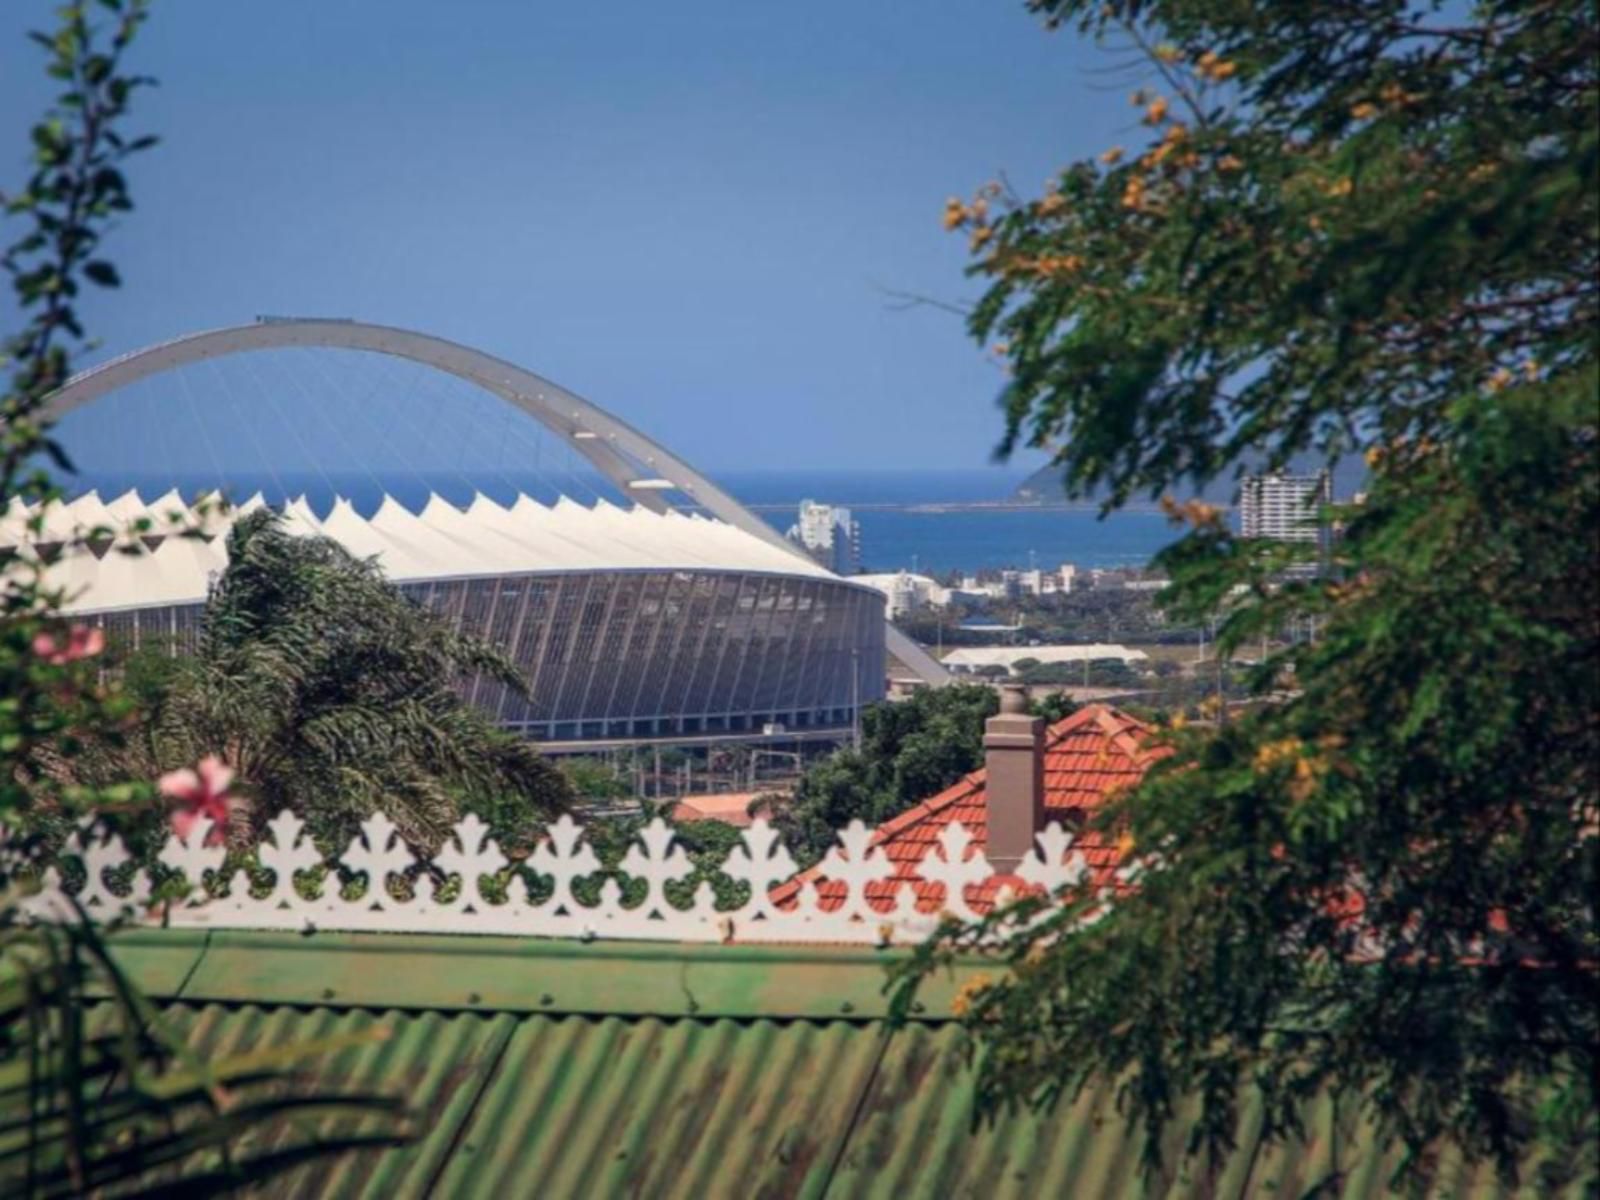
[671,792,762,827]
[771,704,1164,915]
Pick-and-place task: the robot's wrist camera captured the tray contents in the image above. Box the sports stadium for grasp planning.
[13,319,945,749]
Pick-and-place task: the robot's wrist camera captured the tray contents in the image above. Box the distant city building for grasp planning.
[852,570,948,617]
[858,562,1080,612]
[787,499,861,574]
[1239,470,1332,543]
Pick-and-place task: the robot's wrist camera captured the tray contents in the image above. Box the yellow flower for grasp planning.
[969,225,994,251]
[1121,178,1147,209]
[1196,51,1237,81]
[950,972,994,1018]
[1364,446,1384,468]
[1037,192,1067,217]
[1163,497,1222,528]
[1486,366,1513,392]
[1155,42,1181,64]
[1288,757,1320,803]
[1143,96,1170,125]
[1324,177,1354,198]
[1378,81,1417,107]
[1522,359,1540,380]
[1350,101,1378,121]
[1253,736,1304,773]
[1217,154,1244,172]
[1115,830,1136,858]
[942,197,967,231]
[1100,146,1124,165]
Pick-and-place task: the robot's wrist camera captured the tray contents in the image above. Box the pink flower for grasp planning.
[160,755,237,847]
[32,624,105,665]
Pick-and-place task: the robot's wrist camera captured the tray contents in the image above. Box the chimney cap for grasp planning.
[998,682,1029,715]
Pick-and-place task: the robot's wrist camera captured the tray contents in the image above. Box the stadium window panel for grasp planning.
[625,579,671,722]
[656,574,716,721]
[729,579,777,720]
[516,584,557,720]
[561,576,617,715]
[600,574,662,720]
[485,578,523,652]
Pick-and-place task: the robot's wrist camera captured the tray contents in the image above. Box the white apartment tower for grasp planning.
[787,499,862,574]
[1239,470,1333,544]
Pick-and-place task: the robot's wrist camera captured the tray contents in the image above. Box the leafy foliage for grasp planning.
[566,812,752,911]
[78,510,574,853]
[900,0,1599,1184]
[1,9,408,1193]
[1015,657,1139,687]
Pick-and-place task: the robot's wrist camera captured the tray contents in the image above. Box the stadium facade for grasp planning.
[7,489,887,748]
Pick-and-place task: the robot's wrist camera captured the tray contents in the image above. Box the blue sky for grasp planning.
[2,1,1141,474]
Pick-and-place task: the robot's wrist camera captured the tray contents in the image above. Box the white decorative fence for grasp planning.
[20,809,1095,946]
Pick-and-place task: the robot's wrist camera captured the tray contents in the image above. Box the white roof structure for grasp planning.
[941,644,1149,672]
[7,490,834,616]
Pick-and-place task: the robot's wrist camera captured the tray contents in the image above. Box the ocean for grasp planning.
[718,470,1173,573]
[64,466,1179,574]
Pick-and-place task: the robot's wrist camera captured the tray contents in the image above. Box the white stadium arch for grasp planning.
[42,317,948,685]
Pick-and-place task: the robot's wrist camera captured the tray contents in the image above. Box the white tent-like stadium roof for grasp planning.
[9,490,835,616]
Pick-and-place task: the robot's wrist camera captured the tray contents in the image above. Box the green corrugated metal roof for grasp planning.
[99,930,1595,1199]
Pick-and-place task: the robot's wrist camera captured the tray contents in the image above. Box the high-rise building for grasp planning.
[787,499,861,574]
[1238,470,1332,543]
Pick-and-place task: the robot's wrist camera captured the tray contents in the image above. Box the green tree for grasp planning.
[1028,688,1077,724]
[777,684,1074,864]
[78,511,573,852]
[560,757,634,804]
[902,0,1598,1183]
[1,5,403,1193]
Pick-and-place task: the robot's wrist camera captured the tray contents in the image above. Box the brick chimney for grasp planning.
[984,683,1045,872]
